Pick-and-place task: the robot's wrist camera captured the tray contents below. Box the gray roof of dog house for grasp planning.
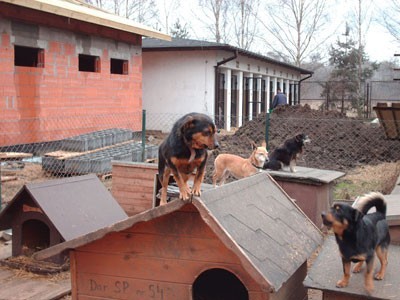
[0,174,128,240]
[266,166,345,184]
[33,173,322,292]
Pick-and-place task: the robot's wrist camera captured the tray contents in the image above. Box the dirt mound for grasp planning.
[204,105,400,183]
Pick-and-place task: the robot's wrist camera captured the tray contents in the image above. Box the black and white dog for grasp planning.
[263,133,310,172]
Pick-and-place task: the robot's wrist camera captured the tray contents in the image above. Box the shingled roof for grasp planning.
[0,174,128,241]
[142,37,313,75]
[34,172,322,292]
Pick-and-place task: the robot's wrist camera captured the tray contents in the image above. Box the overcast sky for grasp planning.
[156,0,399,63]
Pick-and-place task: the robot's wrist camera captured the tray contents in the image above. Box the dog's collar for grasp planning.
[252,163,263,169]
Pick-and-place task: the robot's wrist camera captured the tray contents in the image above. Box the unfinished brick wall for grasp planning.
[112,161,158,216]
[0,3,143,146]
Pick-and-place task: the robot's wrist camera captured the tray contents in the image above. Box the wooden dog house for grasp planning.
[304,237,400,300]
[266,167,345,228]
[35,173,323,299]
[0,174,127,264]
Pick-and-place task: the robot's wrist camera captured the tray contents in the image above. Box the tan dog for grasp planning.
[212,142,268,187]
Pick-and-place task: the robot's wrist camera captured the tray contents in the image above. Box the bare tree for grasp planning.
[347,0,374,115]
[379,0,400,44]
[231,0,260,50]
[258,0,334,66]
[160,0,180,34]
[198,0,230,43]
[89,0,159,28]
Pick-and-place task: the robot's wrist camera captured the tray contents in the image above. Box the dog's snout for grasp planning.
[214,140,220,149]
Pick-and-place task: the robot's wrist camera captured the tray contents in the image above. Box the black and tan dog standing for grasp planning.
[158,113,219,205]
[321,192,390,294]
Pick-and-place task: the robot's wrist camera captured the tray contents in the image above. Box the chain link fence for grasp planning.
[300,80,400,118]
[1,108,400,205]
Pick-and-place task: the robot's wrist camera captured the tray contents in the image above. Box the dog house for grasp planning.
[0,174,127,264]
[35,173,323,299]
[304,237,400,300]
[266,166,345,227]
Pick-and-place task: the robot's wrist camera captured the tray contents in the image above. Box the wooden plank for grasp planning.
[70,252,78,300]
[74,251,241,284]
[1,175,17,183]
[0,0,170,40]
[78,231,237,263]
[0,152,32,161]
[44,140,133,160]
[76,272,191,299]
[0,266,70,300]
[124,210,217,238]
[385,194,400,225]
[373,106,399,139]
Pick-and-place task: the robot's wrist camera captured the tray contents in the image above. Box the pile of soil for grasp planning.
[204,104,400,183]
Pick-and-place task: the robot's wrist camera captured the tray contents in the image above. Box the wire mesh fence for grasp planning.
[1,107,399,205]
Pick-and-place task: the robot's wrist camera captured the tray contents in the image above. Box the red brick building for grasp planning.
[0,0,169,146]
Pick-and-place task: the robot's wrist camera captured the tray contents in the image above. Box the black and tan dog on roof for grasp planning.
[158,112,219,205]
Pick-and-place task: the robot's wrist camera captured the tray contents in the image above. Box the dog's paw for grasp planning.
[179,186,191,200]
[336,279,349,288]
[374,272,385,280]
[179,191,190,201]
[365,282,374,295]
[352,262,363,273]
[193,187,201,196]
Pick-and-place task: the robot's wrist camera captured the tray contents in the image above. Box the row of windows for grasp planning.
[14,45,129,75]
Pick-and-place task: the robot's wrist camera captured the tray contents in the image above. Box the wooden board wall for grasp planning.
[72,205,269,299]
[112,162,157,216]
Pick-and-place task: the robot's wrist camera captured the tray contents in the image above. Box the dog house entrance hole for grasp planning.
[192,268,249,300]
[21,219,50,255]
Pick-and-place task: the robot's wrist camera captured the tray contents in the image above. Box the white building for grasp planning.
[142,38,313,131]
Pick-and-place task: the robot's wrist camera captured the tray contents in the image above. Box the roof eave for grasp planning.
[143,43,312,74]
[0,0,171,41]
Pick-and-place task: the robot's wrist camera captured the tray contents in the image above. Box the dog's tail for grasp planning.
[352,192,387,216]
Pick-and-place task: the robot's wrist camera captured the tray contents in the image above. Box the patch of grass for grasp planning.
[334,161,400,200]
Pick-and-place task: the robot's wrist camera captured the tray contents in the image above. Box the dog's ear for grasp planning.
[181,115,195,135]
[262,141,267,149]
[250,141,257,150]
[295,134,303,141]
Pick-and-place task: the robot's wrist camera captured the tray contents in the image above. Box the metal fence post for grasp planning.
[141,109,146,162]
[0,163,2,210]
[265,112,270,150]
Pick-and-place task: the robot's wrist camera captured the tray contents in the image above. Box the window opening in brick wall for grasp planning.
[14,45,44,67]
[110,58,129,75]
[79,54,100,72]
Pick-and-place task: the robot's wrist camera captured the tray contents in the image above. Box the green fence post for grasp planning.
[265,112,270,150]
[142,109,146,162]
[0,163,2,210]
